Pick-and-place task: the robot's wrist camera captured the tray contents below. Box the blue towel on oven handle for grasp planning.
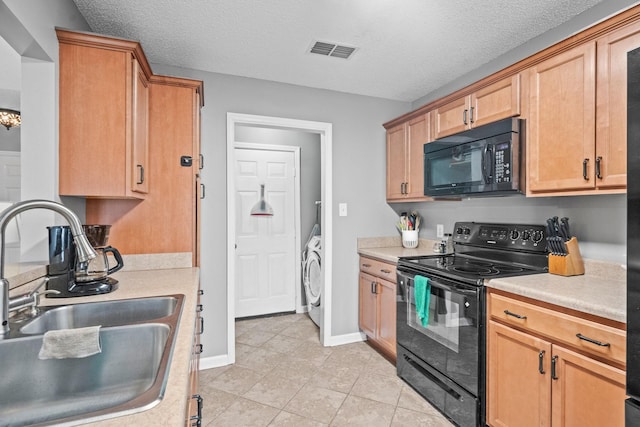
[414,275,430,327]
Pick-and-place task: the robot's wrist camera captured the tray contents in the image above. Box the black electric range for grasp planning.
[395,222,549,427]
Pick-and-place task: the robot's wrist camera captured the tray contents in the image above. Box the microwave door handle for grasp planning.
[482,145,493,184]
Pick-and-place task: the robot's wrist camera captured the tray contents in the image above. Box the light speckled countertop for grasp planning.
[357,239,626,324]
[7,259,199,427]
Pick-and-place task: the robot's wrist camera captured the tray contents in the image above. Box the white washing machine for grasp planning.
[302,235,321,327]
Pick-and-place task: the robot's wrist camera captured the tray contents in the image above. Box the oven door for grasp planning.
[396,270,483,396]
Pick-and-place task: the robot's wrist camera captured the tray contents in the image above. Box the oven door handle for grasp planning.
[413,279,478,297]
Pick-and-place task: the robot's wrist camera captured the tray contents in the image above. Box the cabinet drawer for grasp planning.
[489,292,626,366]
[359,256,396,281]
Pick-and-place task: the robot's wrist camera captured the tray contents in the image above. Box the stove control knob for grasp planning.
[521,230,531,241]
[532,230,544,243]
[456,227,464,235]
[463,228,471,235]
[510,230,520,240]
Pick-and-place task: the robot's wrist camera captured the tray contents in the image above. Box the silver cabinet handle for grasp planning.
[196,304,203,313]
[576,333,610,347]
[538,350,545,374]
[195,343,203,354]
[199,154,204,170]
[504,309,527,320]
[595,156,602,180]
[190,394,203,427]
[551,355,558,380]
[463,109,468,125]
[469,106,474,123]
[583,159,589,181]
[136,164,144,184]
[198,316,204,335]
[200,183,205,199]
[371,281,377,294]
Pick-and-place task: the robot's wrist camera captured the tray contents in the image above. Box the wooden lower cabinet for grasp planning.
[358,256,397,361]
[487,291,626,427]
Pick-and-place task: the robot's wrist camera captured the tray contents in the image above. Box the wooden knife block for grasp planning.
[548,237,585,276]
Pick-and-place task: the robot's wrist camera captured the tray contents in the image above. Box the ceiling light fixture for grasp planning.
[250,184,274,217]
[0,109,21,131]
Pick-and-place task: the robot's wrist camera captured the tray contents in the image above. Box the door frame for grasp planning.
[233,142,303,315]
[226,113,333,363]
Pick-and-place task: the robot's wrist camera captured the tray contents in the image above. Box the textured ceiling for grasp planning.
[73,0,610,102]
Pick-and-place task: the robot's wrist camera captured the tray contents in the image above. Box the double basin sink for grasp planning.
[0,294,184,426]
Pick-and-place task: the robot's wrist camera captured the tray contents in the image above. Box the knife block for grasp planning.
[548,237,585,276]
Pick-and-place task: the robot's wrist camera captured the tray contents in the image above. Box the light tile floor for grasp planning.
[198,313,455,426]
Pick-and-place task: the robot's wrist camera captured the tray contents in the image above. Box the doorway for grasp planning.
[226,113,333,364]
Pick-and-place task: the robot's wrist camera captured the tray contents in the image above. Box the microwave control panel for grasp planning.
[494,142,511,183]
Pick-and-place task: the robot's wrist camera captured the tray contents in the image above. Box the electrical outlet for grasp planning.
[436,224,444,238]
[339,203,348,217]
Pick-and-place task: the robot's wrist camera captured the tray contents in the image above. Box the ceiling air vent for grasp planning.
[309,41,357,59]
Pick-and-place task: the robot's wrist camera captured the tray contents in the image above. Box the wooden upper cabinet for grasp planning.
[131,59,149,194]
[386,124,406,200]
[472,74,521,127]
[528,42,597,193]
[595,21,640,190]
[57,29,152,199]
[386,112,432,202]
[434,75,521,139]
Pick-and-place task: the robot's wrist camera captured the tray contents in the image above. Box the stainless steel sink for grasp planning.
[20,295,178,335]
[1,294,184,426]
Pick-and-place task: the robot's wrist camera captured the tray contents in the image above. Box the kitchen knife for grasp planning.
[560,217,571,240]
[546,218,559,255]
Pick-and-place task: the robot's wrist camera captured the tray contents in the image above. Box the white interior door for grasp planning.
[234,147,296,318]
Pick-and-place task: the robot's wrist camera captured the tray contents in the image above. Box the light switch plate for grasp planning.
[436,224,444,238]
[339,203,348,217]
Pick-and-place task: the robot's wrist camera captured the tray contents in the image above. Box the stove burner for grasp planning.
[451,266,495,274]
[497,265,525,273]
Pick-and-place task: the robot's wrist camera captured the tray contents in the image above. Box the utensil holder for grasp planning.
[402,230,419,249]
[548,237,584,276]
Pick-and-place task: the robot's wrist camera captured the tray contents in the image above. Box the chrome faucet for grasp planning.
[0,200,98,336]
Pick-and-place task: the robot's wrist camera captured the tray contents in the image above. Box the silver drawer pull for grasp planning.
[380,269,391,274]
[362,263,372,268]
[576,333,610,347]
[504,309,527,320]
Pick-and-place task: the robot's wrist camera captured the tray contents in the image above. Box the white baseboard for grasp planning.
[199,354,234,370]
[323,331,367,347]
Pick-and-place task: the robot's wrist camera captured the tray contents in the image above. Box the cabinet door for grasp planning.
[595,22,640,190]
[433,96,470,139]
[471,74,521,128]
[551,345,625,427]
[386,124,407,200]
[487,321,552,427]
[131,58,149,194]
[528,42,597,193]
[59,42,133,198]
[359,272,378,338]
[405,113,432,201]
[376,277,397,358]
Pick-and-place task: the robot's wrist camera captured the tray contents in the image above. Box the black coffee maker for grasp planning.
[46,225,123,297]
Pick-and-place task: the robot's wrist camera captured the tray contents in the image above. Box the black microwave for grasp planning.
[424,118,524,197]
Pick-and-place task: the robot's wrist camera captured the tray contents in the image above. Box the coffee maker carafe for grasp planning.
[46,225,122,297]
